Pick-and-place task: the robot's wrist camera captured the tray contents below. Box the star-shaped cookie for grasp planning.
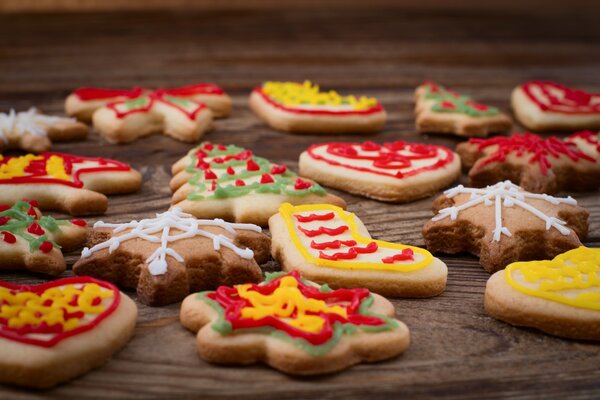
[422,181,589,273]
[73,208,271,306]
[457,132,600,194]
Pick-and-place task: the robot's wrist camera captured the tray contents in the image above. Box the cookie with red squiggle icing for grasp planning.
[512,81,600,131]
[415,81,512,137]
[299,140,460,202]
[180,271,410,375]
[566,130,600,161]
[456,132,600,194]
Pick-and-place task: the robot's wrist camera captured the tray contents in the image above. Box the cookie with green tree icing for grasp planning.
[415,81,512,137]
[170,142,346,225]
[0,200,87,275]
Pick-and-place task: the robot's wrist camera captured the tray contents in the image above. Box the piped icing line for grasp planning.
[505,246,600,311]
[255,81,384,115]
[432,181,577,242]
[73,87,144,101]
[280,203,433,272]
[520,81,600,114]
[200,271,398,351]
[567,130,600,153]
[80,208,261,276]
[306,141,455,179]
[420,81,500,117]
[0,276,120,347]
[105,91,208,120]
[0,108,77,144]
[0,152,132,188]
[469,133,596,176]
[183,142,327,201]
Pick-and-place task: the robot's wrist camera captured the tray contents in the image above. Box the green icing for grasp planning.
[196,282,399,357]
[424,84,499,117]
[164,95,192,108]
[124,96,150,110]
[0,201,66,252]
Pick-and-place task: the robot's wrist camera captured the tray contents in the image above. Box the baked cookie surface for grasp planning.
[270,203,447,297]
[299,140,460,202]
[485,246,600,340]
[249,81,386,134]
[180,271,410,375]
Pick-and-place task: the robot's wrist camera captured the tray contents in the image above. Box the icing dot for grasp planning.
[260,174,274,184]
[0,217,9,226]
[294,179,312,190]
[204,169,217,180]
[71,219,87,227]
[27,223,45,236]
[271,165,287,175]
[204,143,214,151]
[39,241,53,253]
[2,231,16,244]
[226,166,235,175]
[246,159,260,171]
[235,179,246,186]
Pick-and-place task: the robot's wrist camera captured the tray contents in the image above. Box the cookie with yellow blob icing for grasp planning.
[0,276,137,388]
[249,81,386,134]
[180,271,410,375]
[269,203,447,297]
[485,246,600,340]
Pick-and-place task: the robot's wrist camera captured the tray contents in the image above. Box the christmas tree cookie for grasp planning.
[170,142,346,225]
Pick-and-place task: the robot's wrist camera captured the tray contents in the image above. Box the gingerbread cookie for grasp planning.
[566,130,600,161]
[170,142,346,225]
[270,203,447,297]
[73,208,271,306]
[415,81,512,137]
[485,247,600,341]
[457,132,600,194]
[0,152,141,216]
[66,83,231,122]
[512,81,600,131]
[299,140,460,202]
[0,200,87,275]
[0,276,137,388]
[249,81,386,134]
[180,271,410,375]
[422,181,588,273]
[0,108,88,152]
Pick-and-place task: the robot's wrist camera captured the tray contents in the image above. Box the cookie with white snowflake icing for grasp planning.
[422,181,589,273]
[0,108,88,152]
[73,208,271,306]
[170,142,346,226]
[415,81,512,137]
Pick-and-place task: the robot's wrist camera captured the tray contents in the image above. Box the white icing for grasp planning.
[0,108,76,143]
[432,181,577,241]
[80,208,262,275]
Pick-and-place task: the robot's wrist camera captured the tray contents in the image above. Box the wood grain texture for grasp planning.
[0,8,599,399]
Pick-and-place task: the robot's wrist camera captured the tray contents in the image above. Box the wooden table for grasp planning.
[1,8,599,399]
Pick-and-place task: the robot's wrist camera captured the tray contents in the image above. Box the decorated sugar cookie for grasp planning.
[422,181,588,273]
[299,140,460,202]
[0,152,142,215]
[457,132,600,194]
[65,84,232,143]
[0,108,88,152]
[415,81,512,137]
[512,81,600,131]
[73,208,271,306]
[0,276,137,388]
[485,247,600,340]
[180,271,410,375]
[566,130,600,161]
[249,81,386,134]
[0,200,87,275]
[170,142,345,225]
[269,203,447,297]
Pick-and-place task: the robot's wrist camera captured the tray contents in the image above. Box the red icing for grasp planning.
[27,223,44,236]
[246,159,260,171]
[235,180,245,186]
[470,132,596,175]
[2,231,16,244]
[207,271,386,346]
[260,174,274,184]
[226,166,235,175]
[0,217,8,226]
[271,165,287,175]
[306,141,455,179]
[73,87,143,101]
[39,241,53,253]
[310,239,357,250]
[161,83,225,96]
[0,153,132,188]
[382,248,415,264]
[0,277,120,348]
[294,179,312,190]
[295,212,335,223]
[254,88,384,116]
[106,91,207,120]
[567,130,600,152]
[71,219,87,227]
[204,170,217,180]
[318,242,378,261]
[297,225,349,237]
[521,81,600,114]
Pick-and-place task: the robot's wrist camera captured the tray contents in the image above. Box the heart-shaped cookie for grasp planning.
[299,140,460,202]
[0,276,137,388]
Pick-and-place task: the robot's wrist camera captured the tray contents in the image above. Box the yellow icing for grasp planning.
[0,154,42,179]
[236,276,347,334]
[261,81,379,110]
[279,203,433,272]
[46,155,70,181]
[0,283,113,331]
[505,247,600,311]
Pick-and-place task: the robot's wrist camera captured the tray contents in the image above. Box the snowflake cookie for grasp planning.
[422,181,589,273]
[180,271,410,375]
[73,208,271,306]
